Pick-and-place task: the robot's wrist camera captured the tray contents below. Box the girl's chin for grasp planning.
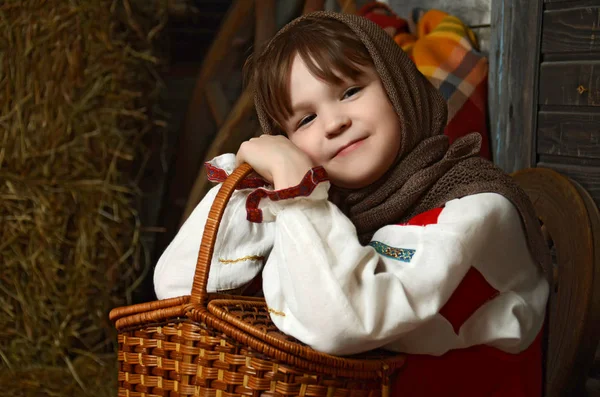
[328,167,388,190]
[329,174,377,190]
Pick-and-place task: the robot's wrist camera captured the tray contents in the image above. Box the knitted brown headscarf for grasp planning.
[253,12,550,272]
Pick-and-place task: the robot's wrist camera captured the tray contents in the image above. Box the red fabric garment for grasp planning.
[391,330,543,397]
[391,208,543,396]
[444,78,491,159]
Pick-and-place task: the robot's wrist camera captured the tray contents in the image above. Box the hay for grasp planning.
[0,0,167,395]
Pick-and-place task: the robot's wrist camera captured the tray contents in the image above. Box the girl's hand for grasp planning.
[236,135,315,190]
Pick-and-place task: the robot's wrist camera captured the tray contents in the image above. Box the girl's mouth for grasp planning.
[334,138,367,158]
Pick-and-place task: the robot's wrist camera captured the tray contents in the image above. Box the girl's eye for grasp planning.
[342,86,362,100]
[297,114,316,129]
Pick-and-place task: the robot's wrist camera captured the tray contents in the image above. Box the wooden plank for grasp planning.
[180,87,258,224]
[205,82,231,127]
[218,15,254,104]
[542,6,600,54]
[176,0,253,172]
[537,111,600,159]
[387,0,491,26]
[539,61,600,107]
[203,88,257,162]
[156,101,217,249]
[538,161,600,206]
[184,0,253,118]
[162,0,253,237]
[255,0,276,53]
[543,52,600,62]
[489,0,543,172]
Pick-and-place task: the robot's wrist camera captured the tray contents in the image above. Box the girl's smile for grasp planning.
[334,137,367,158]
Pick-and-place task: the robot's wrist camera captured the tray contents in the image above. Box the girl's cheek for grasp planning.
[298,142,319,163]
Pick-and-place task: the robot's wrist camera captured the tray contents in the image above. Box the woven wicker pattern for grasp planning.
[111,164,405,396]
[207,300,403,368]
[117,320,391,396]
[211,300,282,335]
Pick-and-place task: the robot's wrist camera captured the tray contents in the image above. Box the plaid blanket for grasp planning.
[358,5,491,159]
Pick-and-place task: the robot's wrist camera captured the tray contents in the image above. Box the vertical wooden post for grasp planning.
[488,0,543,173]
[255,0,277,54]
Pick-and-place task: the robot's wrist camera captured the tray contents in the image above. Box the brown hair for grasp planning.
[245,17,374,133]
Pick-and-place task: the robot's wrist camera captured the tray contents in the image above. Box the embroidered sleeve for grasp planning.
[154,154,275,300]
[246,166,330,223]
[205,153,269,189]
[261,193,547,356]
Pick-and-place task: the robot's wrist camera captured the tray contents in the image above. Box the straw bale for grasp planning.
[0,0,167,395]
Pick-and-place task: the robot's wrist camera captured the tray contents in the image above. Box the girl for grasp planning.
[154,11,549,396]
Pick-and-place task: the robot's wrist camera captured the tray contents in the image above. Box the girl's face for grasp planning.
[283,54,402,189]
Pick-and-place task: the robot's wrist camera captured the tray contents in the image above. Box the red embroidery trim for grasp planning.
[204,162,269,190]
[246,166,329,223]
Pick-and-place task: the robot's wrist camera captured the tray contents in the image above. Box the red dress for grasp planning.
[391,327,543,396]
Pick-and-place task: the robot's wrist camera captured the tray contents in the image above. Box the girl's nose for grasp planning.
[324,115,351,138]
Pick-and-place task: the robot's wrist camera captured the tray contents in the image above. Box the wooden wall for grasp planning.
[539,3,600,393]
[491,0,600,198]
[537,0,600,207]
[489,3,600,391]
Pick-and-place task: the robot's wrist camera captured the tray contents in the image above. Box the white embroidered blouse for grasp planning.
[154,154,549,356]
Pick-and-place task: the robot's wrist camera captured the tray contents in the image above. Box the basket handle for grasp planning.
[189,163,254,306]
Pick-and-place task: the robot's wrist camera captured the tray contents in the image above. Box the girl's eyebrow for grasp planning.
[291,101,311,113]
[288,78,362,117]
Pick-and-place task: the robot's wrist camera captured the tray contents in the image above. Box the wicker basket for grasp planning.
[109,164,405,397]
